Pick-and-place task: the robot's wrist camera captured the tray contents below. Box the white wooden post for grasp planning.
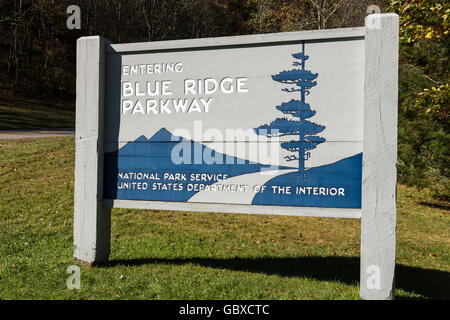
[361,13,399,300]
[74,36,112,266]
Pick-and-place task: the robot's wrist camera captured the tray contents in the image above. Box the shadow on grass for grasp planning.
[108,256,450,299]
[419,200,450,211]
[0,96,74,130]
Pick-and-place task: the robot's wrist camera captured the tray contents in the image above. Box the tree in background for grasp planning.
[389,0,449,120]
[246,0,378,33]
[388,0,449,200]
[0,0,253,99]
[254,42,325,179]
[0,0,375,99]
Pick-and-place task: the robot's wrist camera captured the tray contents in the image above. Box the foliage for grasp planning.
[397,65,449,200]
[397,114,449,200]
[388,1,449,119]
[246,0,375,33]
[386,0,449,199]
[388,0,449,44]
[0,0,253,99]
[0,0,376,99]
[416,84,449,119]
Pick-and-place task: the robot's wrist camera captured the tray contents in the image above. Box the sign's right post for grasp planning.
[361,13,399,300]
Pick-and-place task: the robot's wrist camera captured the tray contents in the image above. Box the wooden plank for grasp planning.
[74,36,112,265]
[106,27,365,54]
[104,199,362,219]
[360,13,399,300]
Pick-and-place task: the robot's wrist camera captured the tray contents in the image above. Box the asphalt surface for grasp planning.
[0,128,75,140]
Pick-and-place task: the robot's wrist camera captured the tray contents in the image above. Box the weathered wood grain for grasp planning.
[104,199,362,219]
[107,27,365,54]
[74,36,112,265]
[360,13,399,300]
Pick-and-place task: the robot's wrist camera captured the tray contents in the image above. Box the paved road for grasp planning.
[0,128,75,140]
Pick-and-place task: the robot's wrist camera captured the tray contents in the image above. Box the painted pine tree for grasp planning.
[255,41,326,179]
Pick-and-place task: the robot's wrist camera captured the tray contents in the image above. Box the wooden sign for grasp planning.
[74,13,398,300]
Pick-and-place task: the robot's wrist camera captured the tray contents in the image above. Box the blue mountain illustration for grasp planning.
[104,128,362,208]
[252,153,362,208]
[103,128,291,201]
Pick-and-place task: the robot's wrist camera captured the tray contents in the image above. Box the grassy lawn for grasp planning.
[0,137,448,300]
[0,96,74,130]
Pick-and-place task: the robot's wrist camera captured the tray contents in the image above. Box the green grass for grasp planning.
[0,137,449,299]
[0,96,74,130]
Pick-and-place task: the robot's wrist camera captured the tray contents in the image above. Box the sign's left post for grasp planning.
[74,36,112,266]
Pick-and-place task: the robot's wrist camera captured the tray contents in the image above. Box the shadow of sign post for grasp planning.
[73,14,399,300]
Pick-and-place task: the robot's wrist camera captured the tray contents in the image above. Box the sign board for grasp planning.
[74,14,398,300]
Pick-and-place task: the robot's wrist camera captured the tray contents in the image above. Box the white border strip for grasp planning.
[107,27,365,53]
[104,199,362,219]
